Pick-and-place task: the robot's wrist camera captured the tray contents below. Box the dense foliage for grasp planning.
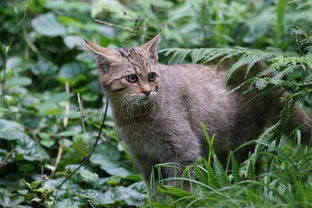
[0,0,311,207]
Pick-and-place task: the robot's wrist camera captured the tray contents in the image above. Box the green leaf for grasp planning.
[194,164,208,185]
[54,198,82,208]
[81,92,99,102]
[76,182,146,206]
[59,62,84,79]
[63,36,84,49]
[204,160,220,189]
[37,102,61,116]
[39,132,55,148]
[15,140,49,162]
[255,78,269,90]
[48,92,73,103]
[157,185,192,200]
[0,119,24,141]
[213,155,230,187]
[6,77,32,87]
[229,151,242,183]
[0,189,24,208]
[246,158,255,180]
[0,119,48,161]
[0,42,8,70]
[90,142,133,177]
[58,62,86,85]
[31,13,66,37]
[67,165,99,184]
[31,59,58,75]
[76,189,115,205]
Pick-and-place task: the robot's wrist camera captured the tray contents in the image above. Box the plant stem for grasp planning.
[275,0,285,48]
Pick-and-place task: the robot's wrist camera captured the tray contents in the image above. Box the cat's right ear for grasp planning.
[84,39,121,63]
[138,33,161,63]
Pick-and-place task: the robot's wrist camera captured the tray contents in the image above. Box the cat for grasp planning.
[85,33,312,189]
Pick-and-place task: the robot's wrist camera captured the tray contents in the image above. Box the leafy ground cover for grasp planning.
[0,0,311,207]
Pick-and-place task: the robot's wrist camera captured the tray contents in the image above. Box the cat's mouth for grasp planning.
[120,93,156,119]
[138,97,151,105]
[130,92,156,105]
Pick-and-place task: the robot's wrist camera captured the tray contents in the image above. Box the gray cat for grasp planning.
[85,33,312,187]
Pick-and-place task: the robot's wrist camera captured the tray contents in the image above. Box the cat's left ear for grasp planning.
[138,33,161,63]
[84,39,121,63]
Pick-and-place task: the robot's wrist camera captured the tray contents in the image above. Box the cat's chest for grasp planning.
[116,122,169,160]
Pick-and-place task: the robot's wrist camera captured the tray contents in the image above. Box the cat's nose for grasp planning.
[143,91,151,96]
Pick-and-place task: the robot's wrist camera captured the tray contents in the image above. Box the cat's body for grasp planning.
[85,34,312,187]
[112,63,284,181]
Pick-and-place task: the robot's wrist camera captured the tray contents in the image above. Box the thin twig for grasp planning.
[53,99,109,204]
[0,45,7,97]
[63,82,70,128]
[87,200,96,208]
[77,93,88,139]
[0,150,13,169]
[95,19,134,32]
[50,83,70,178]
[23,29,38,54]
[50,139,64,178]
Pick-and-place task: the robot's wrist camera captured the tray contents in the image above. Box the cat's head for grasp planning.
[85,34,160,106]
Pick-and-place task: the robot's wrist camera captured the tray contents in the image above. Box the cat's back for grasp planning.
[156,64,240,148]
[157,63,233,107]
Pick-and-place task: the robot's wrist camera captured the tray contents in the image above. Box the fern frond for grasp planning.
[161,47,280,83]
[193,164,207,185]
[229,151,242,183]
[212,155,230,187]
[246,158,255,180]
[204,160,220,189]
[226,48,278,82]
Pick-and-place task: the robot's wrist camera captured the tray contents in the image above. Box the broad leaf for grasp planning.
[0,119,48,161]
[90,142,132,177]
[32,13,66,37]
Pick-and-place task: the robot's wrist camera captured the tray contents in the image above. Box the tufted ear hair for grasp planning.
[137,33,161,63]
[84,39,121,63]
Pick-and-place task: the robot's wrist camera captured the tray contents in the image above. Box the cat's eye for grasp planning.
[148,72,157,82]
[126,74,138,83]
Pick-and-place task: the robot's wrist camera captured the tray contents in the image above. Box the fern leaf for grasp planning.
[204,160,220,189]
[229,151,242,183]
[246,157,256,180]
[212,155,231,187]
[194,164,209,185]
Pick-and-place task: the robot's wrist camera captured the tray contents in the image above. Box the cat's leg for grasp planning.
[160,132,201,189]
[161,161,192,189]
[286,105,312,144]
[135,155,163,200]
[135,155,155,186]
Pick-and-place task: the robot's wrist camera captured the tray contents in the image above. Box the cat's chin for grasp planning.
[138,98,152,105]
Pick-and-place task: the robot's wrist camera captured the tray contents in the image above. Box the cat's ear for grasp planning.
[84,40,121,63]
[138,33,161,63]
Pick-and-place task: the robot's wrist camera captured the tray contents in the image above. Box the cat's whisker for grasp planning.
[120,95,132,119]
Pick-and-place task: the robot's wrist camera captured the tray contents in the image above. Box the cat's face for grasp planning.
[85,34,161,106]
[100,48,160,105]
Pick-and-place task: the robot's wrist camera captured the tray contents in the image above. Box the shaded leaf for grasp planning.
[90,142,132,177]
[31,59,58,75]
[31,13,66,37]
[0,119,48,161]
